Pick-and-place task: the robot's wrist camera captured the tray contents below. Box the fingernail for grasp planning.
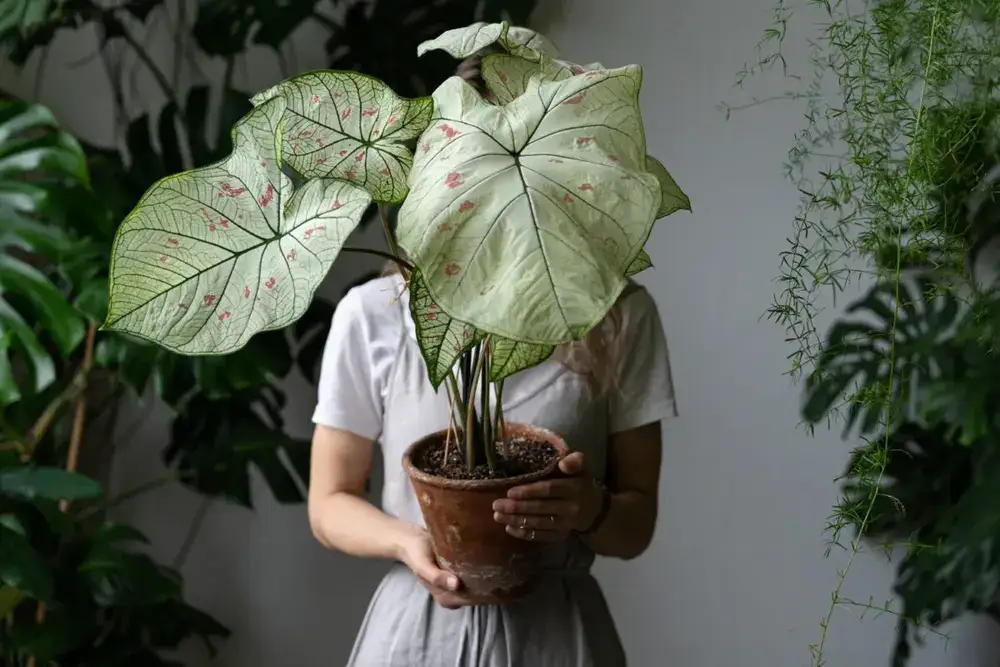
[447,576,459,590]
[492,500,500,511]
[493,512,502,521]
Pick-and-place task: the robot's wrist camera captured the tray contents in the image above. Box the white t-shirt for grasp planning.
[312,275,676,522]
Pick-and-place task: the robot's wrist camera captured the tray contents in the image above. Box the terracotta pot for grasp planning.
[402,422,569,604]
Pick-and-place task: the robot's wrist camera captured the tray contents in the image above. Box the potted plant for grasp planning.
[102,21,690,603]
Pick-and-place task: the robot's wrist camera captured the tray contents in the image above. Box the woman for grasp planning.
[307,56,677,667]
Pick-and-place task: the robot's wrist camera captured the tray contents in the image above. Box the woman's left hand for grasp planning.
[492,452,602,542]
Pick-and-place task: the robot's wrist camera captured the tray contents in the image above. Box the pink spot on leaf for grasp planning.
[158,255,168,262]
[459,200,475,213]
[419,142,430,153]
[311,95,321,104]
[445,172,465,189]
[564,93,585,105]
[265,277,276,290]
[219,311,231,323]
[298,130,313,138]
[287,249,297,261]
[437,223,453,232]
[330,200,343,209]
[571,64,585,74]
[576,137,595,146]
[355,150,366,161]
[549,158,564,163]
[563,193,574,204]
[203,294,217,306]
[258,184,275,207]
[578,183,594,191]
[362,107,379,117]
[334,91,343,98]
[167,238,179,246]
[444,262,461,277]
[243,286,250,299]
[345,170,356,180]
[437,124,460,139]
[607,155,619,163]
[380,168,390,175]
[315,158,326,164]
[341,108,352,120]
[339,150,348,156]
[387,115,398,125]
[220,183,246,198]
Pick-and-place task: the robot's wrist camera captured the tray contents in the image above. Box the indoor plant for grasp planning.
[102,21,690,603]
[728,1,1000,664]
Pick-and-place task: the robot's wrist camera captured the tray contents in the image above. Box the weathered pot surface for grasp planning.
[402,422,569,605]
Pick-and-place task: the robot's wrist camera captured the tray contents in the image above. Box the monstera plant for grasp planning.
[103,21,690,604]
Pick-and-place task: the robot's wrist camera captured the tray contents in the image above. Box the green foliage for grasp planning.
[734,1,1000,664]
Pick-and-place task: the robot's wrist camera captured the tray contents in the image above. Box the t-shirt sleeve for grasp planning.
[311,287,392,440]
[608,287,678,434]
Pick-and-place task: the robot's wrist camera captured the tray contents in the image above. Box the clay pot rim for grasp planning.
[402,422,569,491]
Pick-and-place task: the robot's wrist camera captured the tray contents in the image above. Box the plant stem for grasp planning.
[377,204,401,259]
[494,379,508,459]
[173,497,212,569]
[465,342,488,473]
[446,372,466,428]
[341,246,413,272]
[119,28,179,110]
[29,324,97,667]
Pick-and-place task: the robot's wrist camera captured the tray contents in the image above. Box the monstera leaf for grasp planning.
[252,72,433,203]
[397,67,661,344]
[803,277,961,435]
[0,100,90,404]
[416,20,558,61]
[103,98,372,355]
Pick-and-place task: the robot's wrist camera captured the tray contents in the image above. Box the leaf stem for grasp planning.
[377,204,401,260]
[465,340,489,473]
[341,246,413,271]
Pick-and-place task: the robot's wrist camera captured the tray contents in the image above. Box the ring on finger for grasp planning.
[520,516,527,528]
[529,528,536,540]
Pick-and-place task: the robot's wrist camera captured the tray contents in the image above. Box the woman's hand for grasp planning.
[492,452,603,542]
[397,528,475,609]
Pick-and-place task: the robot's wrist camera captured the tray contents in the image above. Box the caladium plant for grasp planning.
[103,21,690,472]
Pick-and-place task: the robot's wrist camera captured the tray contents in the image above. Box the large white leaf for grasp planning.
[104,98,372,355]
[251,72,432,204]
[481,53,603,105]
[416,21,559,61]
[397,66,661,345]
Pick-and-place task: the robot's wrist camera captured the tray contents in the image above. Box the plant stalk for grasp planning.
[494,379,508,459]
[464,341,488,473]
[377,205,402,262]
[342,246,413,272]
[29,324,97,667]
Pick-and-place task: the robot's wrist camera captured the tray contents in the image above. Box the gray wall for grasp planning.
[3,0,998,665]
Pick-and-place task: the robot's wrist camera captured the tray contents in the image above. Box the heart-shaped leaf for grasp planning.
[416,21,559,61]
[409,269,484,389]
[625,250,652,277]
[481,53,603,105]
[103,98,373,355]
[489,337,554,382]
[646,155,691,218]
[397,67,661,344]
[251,71,432,203]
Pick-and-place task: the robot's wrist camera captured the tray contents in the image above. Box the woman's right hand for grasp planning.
[398,528,474,609]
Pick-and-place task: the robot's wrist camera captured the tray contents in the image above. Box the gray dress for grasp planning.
[314,276,677,667]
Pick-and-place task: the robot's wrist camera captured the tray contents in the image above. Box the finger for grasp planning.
[492,498,575,516]
[494,511,572,531]
[412,559,460,592]
[558,452,585,475]
[505,525,567,543]
[507,479,577,500]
